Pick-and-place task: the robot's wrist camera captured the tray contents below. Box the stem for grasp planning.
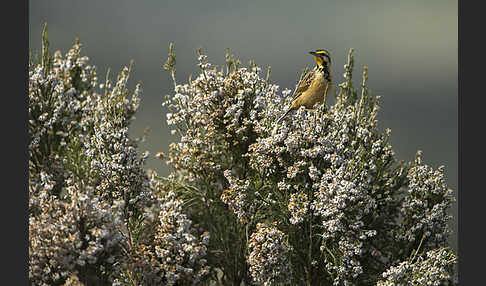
[126,218,133,255]
[411,234,426,263]
[308,218,313,284]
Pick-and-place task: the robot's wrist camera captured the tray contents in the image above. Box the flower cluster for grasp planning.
[397,151,454,250]
[82,65,151,208]
[221,169,255,223]
[123,190,210,285]
[29,186,124,285]
[376,247,457,285]
[29,39,98,198]
[247,222,291,286]
[164,54,281,179]
[288,192,309,225]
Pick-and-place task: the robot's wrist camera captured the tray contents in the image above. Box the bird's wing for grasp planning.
[292,68,315,100]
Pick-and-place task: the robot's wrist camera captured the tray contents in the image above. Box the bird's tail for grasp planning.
[275,108,293,125]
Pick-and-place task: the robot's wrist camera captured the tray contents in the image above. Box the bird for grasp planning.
[275,49,333,124]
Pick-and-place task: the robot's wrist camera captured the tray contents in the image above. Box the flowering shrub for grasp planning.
[29,26,209,285]
[29,24,457,285]
[161,45,457,285]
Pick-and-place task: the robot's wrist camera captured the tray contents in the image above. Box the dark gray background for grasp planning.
[29,0,457,250]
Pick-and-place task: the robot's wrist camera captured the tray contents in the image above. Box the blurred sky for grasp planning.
[29,0,457,249]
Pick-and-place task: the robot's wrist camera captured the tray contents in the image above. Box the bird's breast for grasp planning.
[295,73,332,109]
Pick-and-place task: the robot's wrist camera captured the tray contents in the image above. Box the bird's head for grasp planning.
[309,49,331,69]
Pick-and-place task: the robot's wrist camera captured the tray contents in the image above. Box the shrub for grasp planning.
[29,26,209,285]
[161,44,457,285]
[29,25,457,285]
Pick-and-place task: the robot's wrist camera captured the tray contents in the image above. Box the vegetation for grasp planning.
[29,25,457,285]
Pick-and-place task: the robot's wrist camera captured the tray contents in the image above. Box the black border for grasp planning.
[4,0,29,283]
[458,0,483,284]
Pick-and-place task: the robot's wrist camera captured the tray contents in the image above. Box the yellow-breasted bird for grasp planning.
[276,49,333,124]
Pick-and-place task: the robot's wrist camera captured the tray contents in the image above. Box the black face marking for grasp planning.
[317,64,331,82]
[323,68,331,81]
[325,70,330,81]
